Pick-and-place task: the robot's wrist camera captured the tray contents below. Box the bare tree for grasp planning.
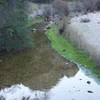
[43,5,55,22]
[52,0,69,34]
[52,0,69,16]
[80,0,100,12]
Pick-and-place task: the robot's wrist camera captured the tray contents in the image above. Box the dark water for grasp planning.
[0,25,100,100]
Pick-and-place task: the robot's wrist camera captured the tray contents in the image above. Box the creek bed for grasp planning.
[0,22,100,100]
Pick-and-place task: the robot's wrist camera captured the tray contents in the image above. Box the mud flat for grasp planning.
[66,12,100,65]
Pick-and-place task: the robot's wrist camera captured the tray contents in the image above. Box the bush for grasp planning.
[0,0,33,52]
[53,0,69,16]
[80,0,100,12]
[96,0,100,10]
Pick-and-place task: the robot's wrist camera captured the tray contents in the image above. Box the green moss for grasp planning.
[46,25,100,77]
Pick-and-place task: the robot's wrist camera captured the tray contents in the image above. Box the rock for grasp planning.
[65,62,69,65]
[87,90,94,93]
[32,28,36,32]
[87,81,91,84]
[80,18,90,23]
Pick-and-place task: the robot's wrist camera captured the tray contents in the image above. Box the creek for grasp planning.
[0,22,100,100]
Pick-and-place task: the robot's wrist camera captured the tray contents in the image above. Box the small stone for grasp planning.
[87,90,94,93]
[65,62,69,65]
[87,81,91,84]
[76,90,80,92]
[32,28,36,32]
[80,18,90,23]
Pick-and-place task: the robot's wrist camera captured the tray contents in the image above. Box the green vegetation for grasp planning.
[0,0,33,52]
[46,25,100,77]
[0,21,78,88]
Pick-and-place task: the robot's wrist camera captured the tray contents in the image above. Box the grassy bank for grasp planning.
[46,25,100,77]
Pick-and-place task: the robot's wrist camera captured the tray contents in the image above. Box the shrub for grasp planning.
[53,0,69,16]
[80,0,100,12]
[0,0,33,52]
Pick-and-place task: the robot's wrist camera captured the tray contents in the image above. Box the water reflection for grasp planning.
[0,24,100,100]
[49,70,100,100]
[0,70,100,100]
[0,29,78,89]
[0,53,78,90]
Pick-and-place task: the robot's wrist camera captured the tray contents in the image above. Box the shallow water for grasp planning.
[0,69,100,100]
[0,24,100,100]
[0,28,78,89]
[49,69,100,100]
